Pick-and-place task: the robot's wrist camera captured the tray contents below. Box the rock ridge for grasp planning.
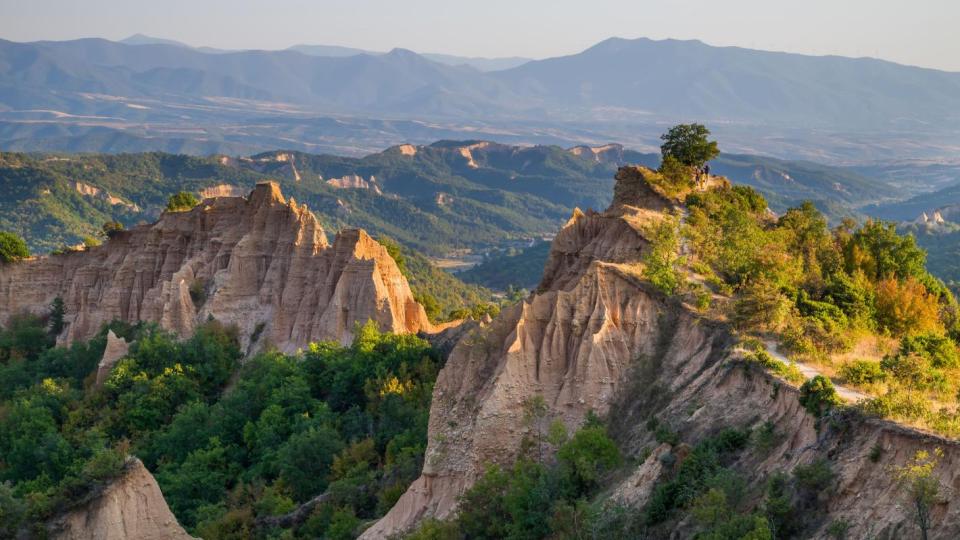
[0,181,432,352]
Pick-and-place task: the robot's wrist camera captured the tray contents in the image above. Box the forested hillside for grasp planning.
[0,318,442,538]
[0,142,894,258]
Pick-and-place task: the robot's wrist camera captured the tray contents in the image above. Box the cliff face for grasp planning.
[47,459,193,540]
[0,182,432,352]
[366,167,960,539]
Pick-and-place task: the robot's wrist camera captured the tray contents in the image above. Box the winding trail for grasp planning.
[763,340,870,403]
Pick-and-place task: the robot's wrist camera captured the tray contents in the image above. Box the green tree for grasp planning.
[49,297,66,336]
[556,426,621,496]
[643,214,684,295]
[101,221,125,238]
[894,448,944,540]
[660,123,720,167]
[156,438,233,527]
[82,235,101,249]
[842,220,927,282]
[277,426,344,500]
[658,154,695,196]
[457,465,510,539]
[0,482,26,538]
[522,394,550,463]
[165,191,200,212]
[798,376,842,417]
[0,231,29,263]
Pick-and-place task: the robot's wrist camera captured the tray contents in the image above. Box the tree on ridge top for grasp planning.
[660,123,720,168]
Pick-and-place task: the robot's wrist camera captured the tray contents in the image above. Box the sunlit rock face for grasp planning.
[0,182,432,353]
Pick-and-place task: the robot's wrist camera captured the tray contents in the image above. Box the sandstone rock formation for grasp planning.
[95,330,130,387]
[198,183,247,199]
[365,166,960,539]
[567,142,626,164]
[0,182,432,352]
[47,458,194,540]
[326,174,382,194]
[74,181,141,212]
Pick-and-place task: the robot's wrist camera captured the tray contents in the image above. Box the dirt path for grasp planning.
[763,340,870,403]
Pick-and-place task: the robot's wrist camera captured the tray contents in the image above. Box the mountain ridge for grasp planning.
[2,35,959,130]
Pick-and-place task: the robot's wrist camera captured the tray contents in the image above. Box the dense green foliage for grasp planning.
[642,213,684,295]
[378,236,499,322]
[658,155,697,195]
[644,428,750,525]
[0,230,30,263]
[457,241,550,291]
[166,191,200,212]
[0,316,443,538]
[798,376,842,417]
[684,185,960,435]
[660,123,720,168]
[685,188,955,350]
[406,415,622,540]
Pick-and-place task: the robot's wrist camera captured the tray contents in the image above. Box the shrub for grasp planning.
[189,279,208,306]
[747,348,804,385]
[839,360,886,386]
[654,424,680,446]
[102,221,125,238]
[898,333,960,369]
[82,444,127,484]
[557,426,621,495]
[658,155,695,196]
[0,482,26,538]
[793,459,834,493]
[827,519,851,540]
[798,376,842,417]
[642,215,684,295]
[406,518,460,540]
[644,428,749,525]
[165,191,200,212]
[860,389,931,421]
[752,421,779,454]
[880,352,945,391]
[0,231,29,263]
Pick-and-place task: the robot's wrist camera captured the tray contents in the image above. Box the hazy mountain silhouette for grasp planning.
[1,35,959,135]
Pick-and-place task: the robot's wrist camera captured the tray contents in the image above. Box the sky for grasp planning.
[1,0,959,71]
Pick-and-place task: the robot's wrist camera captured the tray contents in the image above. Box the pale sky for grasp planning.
[1,0,958,71]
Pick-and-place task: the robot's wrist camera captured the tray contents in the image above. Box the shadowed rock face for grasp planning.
[0,182,432,352]
[365,166,960,539]
[47,458,194,540]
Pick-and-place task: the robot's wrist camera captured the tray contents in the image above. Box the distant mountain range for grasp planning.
[122,34,533,71]
[2,35,959,131]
